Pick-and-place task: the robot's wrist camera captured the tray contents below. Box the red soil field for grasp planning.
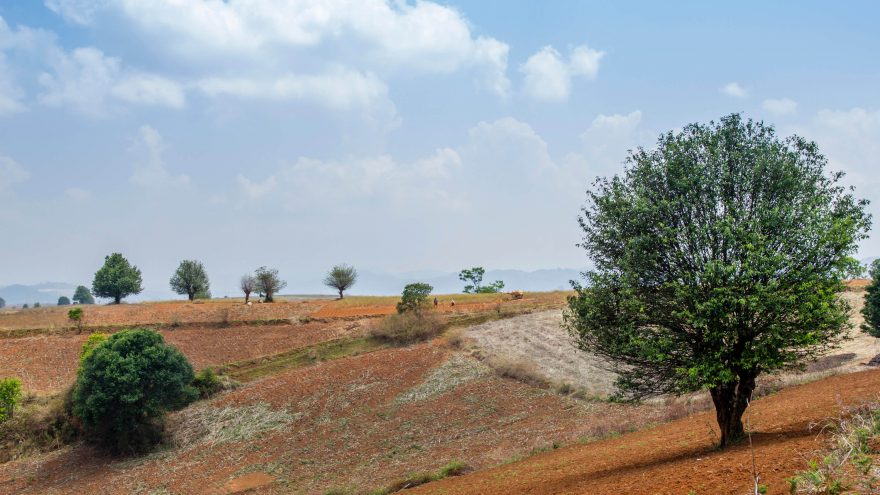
[411,368,880,495]
[0,343,688,494]
[0,320,370,395]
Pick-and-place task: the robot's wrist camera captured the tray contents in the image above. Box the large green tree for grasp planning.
[72,285,95,305]
[73,329,196,452]
[169,260,210,301]
[92,253,143,304]
[565,115,870,447]
[861,260,880,337]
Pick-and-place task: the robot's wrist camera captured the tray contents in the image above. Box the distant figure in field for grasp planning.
[450,300,455,307]
[434,297,439,307]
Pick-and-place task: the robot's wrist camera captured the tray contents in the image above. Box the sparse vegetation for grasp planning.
[459,266,504,294]
[566,115,870,447]
[862,259,880,337]
[92,253,144,304]
[254,266,286,303]
[0,388,79,463]
[72,285,95,305]
[396,282,433,314]
[788,402,880,494]
[170,259,211,301]
[324,263,358,299]
[73,329,197,452]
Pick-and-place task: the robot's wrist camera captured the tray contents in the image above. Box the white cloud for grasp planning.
[129,125,190,187]
[64,187,91,200]
[0,54,26,116]
[578,111,654,178]
[762,97,798,116]
[194,68,389,111]
[520,44,604,102]
[112,73,186,108]
[721,82,748,99]
[37,47,185,115]
[0,155,29,191]
[46,0,512,97]
[236,174,277,199]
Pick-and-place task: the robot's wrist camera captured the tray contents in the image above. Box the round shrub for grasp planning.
[73,329,197,452]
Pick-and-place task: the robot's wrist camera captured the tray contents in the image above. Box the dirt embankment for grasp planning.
[410,368,880,495]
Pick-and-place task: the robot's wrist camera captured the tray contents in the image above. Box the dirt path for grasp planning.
[411,368,880,495]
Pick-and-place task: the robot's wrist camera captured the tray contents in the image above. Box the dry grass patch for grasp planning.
[169,402,297,448]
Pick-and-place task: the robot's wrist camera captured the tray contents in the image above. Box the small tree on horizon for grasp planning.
[57,296,71,306]
[33,302,41,308]
[92,253,143,304]
[169,260,210,302]
[72,285,95,305]
[459,267,504,294]
[565,115,870,448]
[397,283,433,314]
[324,264,358,299]
[254,266,286,303]
[0,297,5,309]
[862,260,880,337]
[240,274,256,304]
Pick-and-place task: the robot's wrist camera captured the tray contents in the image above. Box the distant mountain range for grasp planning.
[0,282,77,306]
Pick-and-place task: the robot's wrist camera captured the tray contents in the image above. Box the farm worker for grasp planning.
[434,297,439,307]
[450,299,455,307]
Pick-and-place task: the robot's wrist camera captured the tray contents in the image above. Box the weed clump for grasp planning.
[192,368,223,399]
[370,311,444,345]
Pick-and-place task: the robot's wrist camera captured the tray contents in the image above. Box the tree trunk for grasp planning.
[338,288,344,299]
[114,295,121,304]
[709,373,756,448]
[244,293,250,304]
[188,292,195,301]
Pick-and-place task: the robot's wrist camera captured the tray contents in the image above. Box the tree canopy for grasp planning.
[565,114,870,447]
[73,329,196,452]
[169,260,210,301]
[240,274,256,303]
[92,253,143,304]
[324,264,358,299]
[72,285,95,305]
[254,266,286,303]
[57,296,71,306]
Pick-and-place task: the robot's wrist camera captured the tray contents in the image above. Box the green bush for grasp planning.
[192,368,223,399]
[73,329,197,452]
[370,311,444,345]
[862,260,880,337]
[396,283,433,314]
[0,378,23,422]
[79,332,107,366]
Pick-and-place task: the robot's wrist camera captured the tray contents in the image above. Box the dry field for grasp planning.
[0,299,324,332]
[0,343,693,495]
[0,284,877,494]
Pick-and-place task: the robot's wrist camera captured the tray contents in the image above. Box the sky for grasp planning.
[1,1,879,297]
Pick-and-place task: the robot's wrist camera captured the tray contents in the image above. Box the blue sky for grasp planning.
[1,1,879,297]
